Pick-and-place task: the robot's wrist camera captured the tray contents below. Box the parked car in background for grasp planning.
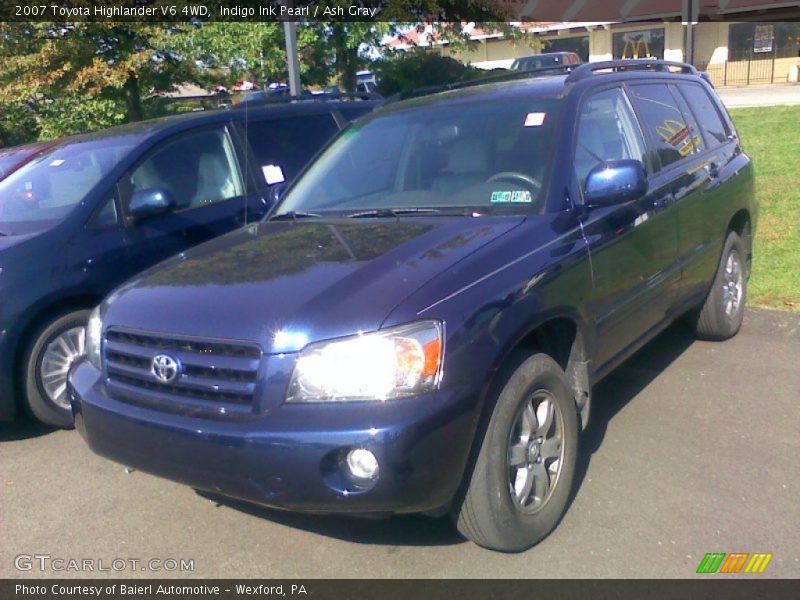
[70,61,755,551]
[0,140,60,182]
[356,70,378,93]
[0,98,377,428]
[231,80,259,92]
[511,52,582,71]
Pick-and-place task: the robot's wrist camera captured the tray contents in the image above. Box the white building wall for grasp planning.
[589,26,613,62]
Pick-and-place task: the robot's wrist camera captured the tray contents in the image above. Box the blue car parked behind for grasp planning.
[0,99,375,427]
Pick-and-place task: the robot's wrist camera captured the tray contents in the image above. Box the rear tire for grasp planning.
[22,310,90,429]
[452,353,579,552]
[694,232,747,341]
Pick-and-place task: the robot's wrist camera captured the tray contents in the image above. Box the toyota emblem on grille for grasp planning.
[151,354,181,384]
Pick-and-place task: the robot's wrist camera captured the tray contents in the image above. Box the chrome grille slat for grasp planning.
[104,328,261,411]
[106,350,258,382]
[105,330,260,359]
[105,338,260,372]
[106,364,256,398]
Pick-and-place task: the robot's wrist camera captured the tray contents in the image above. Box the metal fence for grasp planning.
[698,51,800,86]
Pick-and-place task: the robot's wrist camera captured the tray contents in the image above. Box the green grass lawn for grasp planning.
[728,105,800,311]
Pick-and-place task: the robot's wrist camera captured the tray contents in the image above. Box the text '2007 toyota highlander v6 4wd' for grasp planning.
[70,61,756,552]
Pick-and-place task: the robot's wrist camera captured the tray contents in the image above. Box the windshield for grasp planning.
[0,136,139,234]
[276,97,561,217]
[0,147,37,180]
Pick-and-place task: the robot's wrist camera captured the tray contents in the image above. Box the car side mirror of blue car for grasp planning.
[129,188,177,220]
[583,160,648,208]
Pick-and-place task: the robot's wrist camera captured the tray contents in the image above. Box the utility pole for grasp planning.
[683,0,698,65]
[284,21,302,95]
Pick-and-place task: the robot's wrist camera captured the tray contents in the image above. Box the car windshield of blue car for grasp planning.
[276,98,561,217]
[0,136,138,234]
[0,147,36,180]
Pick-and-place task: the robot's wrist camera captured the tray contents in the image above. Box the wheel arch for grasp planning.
[727,208,752,275]
[448,312,591,516]
[12,294,102,412]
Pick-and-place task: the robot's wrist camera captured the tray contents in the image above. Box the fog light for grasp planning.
[346,448,379,480]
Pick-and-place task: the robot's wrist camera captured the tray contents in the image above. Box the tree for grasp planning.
[302,22,393,91]
[163,22,285,86]
[375,50,486,96]
[0,22,197,129]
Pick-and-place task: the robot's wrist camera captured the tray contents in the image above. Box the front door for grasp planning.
[119,125,251,274]
[575,86,680,370]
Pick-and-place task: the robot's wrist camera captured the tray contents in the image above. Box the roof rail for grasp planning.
[231,91,380,109]
[565,60,699,84]
[382,64,577,105]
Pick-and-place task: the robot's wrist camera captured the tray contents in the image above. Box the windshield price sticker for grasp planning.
[491,190,533,203]
[524,112,546,127]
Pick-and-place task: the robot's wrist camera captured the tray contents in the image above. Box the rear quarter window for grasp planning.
[628,83,704,170]
[678,84,729,148]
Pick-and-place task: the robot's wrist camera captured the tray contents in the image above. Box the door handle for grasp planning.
[653,195,674,210]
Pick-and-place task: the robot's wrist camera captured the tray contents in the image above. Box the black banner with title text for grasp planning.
[1,0,799,23]
[4,579,800,600]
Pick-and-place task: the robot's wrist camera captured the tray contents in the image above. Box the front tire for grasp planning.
[23,309,90,428]
[452,353,579,552]
[694,231,747,341]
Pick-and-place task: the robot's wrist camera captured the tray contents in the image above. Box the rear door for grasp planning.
[119,124,249,274]
[671,82,740,304]
[627,82,723,310]
[236,112,341,191]
[575,85,679,370]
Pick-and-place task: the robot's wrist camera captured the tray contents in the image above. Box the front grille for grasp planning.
[104,329,262,412]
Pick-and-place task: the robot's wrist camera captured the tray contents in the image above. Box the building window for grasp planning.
[612,28,665,60]
[729,23,800,60]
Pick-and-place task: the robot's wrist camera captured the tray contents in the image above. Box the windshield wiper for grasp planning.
[347,208,441,219]
[268,211,322,222]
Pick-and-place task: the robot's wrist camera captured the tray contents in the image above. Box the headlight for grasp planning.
[286,320,443,403]
[85,306,103,370]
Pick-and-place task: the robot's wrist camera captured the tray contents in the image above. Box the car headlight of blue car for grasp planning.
[286,320,443,403]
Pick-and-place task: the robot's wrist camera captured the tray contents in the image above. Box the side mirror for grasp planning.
[583,160,648,208]
[129,189,176,220]
[268,183,287,206]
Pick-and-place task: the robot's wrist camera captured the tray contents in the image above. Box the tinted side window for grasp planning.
[679,84,728,147]
[89,195,119,229]
[338,105,375,122]
[244,114,339,185]
[125,127,243,212]
[629,83,703,169]
[575,87,647,188]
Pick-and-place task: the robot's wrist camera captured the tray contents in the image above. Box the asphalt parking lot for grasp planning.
[1,308,798,579]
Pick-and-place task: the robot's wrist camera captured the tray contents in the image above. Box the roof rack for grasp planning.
[565,60,699,84]
[381,64,576,105]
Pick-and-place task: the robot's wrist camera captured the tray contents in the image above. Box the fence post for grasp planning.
[724,60,728,86]
[747,50,752,84]
[771,51,776,83]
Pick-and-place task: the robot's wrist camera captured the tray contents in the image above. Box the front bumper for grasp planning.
[69,359,478,515]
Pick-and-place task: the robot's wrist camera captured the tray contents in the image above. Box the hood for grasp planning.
[105,217,524,351]
[0,231,39,253]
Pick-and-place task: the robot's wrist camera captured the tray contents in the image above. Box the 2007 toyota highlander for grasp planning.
[69,61,756,552]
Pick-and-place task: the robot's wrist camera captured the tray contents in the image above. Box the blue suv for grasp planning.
[0,99,374,427]
[70,62,756,551]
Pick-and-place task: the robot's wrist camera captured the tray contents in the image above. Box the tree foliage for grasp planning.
[0,0,535,146]
[376,50,487,96]
[0,21,197,141]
